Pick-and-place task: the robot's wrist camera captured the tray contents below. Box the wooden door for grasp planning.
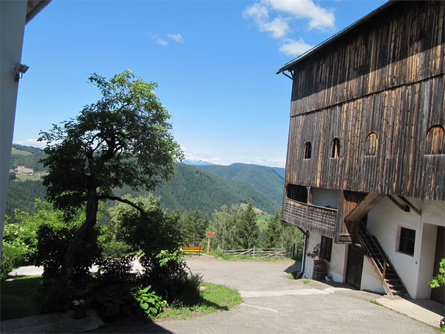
[431,226,444,304]
[346,243,364,289]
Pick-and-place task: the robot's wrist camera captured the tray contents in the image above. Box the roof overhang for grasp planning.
[26,0,51,24]
[276,0,394,75]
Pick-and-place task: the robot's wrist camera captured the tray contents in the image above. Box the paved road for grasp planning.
[97,255,435,333]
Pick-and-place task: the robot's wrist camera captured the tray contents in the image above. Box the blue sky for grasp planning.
[14,0,386,167]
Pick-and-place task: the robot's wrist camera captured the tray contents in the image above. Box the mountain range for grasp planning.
[7,144,285,216]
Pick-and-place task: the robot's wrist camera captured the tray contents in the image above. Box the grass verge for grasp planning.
[211,251,294,262]
[1,276,42,320]
[1,277,241,322]
[156,282,242,320]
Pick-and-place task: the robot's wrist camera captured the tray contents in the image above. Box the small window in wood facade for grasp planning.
[320,236,332,261]
[398,227,416,256]
[425,125,445,155]
[287,184,308,203]
[304,142,312,159]
[365,133,378,156]
[331,138,340,158]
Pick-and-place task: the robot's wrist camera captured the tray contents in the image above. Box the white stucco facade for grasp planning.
[301,192,443,300]
[0,0,27,258]
[366,196,444,299]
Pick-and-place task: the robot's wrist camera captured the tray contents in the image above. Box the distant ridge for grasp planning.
[182,159,215,166]
[197,163,285,207]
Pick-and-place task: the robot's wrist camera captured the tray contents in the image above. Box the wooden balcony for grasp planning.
[282,198,338,238]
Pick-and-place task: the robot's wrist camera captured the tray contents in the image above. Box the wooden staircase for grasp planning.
[357,225,408,296]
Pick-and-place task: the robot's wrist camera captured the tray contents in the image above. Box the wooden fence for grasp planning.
[222,245,303,259]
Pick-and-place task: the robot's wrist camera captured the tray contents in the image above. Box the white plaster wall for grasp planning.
[416,223,437,299]
[304,231,321,278]
[0,0,27,259]
[326,242,347,283]
[361,256,385,294]
[367,196,443,299]
[311,188,340,209]
[422,200,445,227]
[367,197,422,298]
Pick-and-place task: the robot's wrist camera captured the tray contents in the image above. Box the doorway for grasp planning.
[346,243,364,289]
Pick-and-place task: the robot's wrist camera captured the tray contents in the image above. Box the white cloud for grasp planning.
[265,0,335,30]
[14,138,46,148]
[156,37,168,46]
[244,3,289,39]
[244,0,334,55]
[167,33,184,43]
[279,38,312,56]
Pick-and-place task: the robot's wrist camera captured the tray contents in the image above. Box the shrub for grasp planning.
[131,285,166,317]
[92,282,141,321]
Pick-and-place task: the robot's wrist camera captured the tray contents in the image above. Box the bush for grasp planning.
[92,282,142,321]
[96,257,136,283]
[131,285,166,317]
[35,223,101,284]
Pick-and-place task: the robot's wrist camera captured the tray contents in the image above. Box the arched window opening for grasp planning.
[331,138,340,158]
[304,142,312,159]
[366,133,378,156]
[425,125,445,155]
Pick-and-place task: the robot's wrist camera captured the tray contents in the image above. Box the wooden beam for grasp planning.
[387,195,410,212]
[344,193,384,223]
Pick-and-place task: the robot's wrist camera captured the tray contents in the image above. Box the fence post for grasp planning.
[253,246,255,258]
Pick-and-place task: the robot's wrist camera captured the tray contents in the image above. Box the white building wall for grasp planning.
[366,197,443,299]
[416,223,437,299]
[0,0,27,259]
[361,256,385,294]
[311,188,340,209]
[326,242,347,283]
[304,231,320,278]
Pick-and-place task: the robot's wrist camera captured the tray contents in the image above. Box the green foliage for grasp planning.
[209,205,242,250]
[1,276,42,320]
[131,285,166,317]
[92,282,141,321]
[1,200,66,279]
[39,70,183,214]
[263,209,281,248]
[9,144,46,172]
[198,163,284,208]
[237,200,259,249]
[6,180,46,220]
[179,209,209,245]
[34,206,101,283]
[429,258,445,288]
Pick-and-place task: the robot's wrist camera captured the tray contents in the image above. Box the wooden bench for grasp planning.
[182,246,204,255]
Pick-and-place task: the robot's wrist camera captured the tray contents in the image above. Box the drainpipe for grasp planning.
[297,228,309,279]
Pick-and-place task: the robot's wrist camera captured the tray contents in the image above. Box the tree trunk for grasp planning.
[63,188,98,281]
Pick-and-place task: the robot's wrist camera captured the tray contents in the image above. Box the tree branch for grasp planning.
[98,194,147,216]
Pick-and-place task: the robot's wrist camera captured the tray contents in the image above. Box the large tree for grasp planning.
[237,200,259,249]
[39,71,183,280]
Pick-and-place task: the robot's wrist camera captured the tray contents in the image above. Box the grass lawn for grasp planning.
[1,277,241,322]
[1,276,42,320]
[157,282,242,320]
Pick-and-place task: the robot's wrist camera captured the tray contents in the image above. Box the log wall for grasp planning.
[285,1,445,201]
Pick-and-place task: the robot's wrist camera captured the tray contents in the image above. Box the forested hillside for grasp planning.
[197,163,285,206]
[7,145,282,216]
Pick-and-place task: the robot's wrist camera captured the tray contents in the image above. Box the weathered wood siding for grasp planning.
[285,1,445,201]
[282,198,337,238]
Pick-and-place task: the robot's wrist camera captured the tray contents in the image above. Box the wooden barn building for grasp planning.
[278,0,444,303]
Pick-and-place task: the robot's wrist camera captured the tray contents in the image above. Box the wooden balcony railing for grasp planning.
[282,198,338,238]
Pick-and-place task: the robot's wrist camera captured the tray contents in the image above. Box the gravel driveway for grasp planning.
[97,255,435,333]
